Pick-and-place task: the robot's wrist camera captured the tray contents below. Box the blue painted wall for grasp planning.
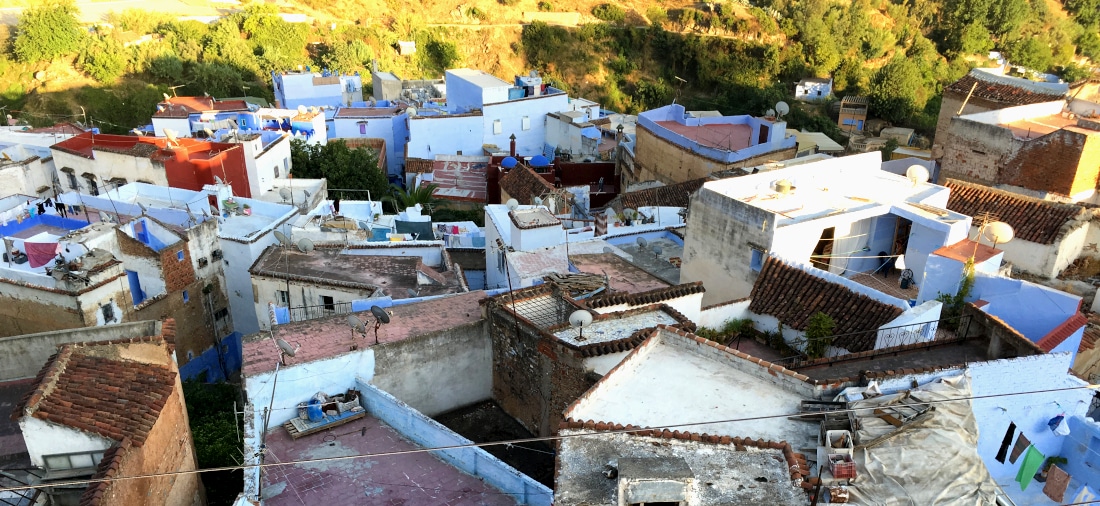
[1060,415,1100,495]
[356,381,552,506]
[179,332,243,383]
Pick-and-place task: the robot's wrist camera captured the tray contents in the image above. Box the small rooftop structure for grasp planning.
[638,104,794,163]
[499,164,555,205]
[945,68,1068,107]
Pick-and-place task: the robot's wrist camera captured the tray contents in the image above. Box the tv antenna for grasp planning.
[296,238,314,253]
[569,310,593,341]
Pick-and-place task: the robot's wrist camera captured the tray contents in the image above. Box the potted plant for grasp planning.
[1038,456,1068,482]
[242,203,252,216]
[373,213,380,222]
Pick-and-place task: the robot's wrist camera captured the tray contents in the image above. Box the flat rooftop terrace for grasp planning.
[569,253,669,293]
[656,120,751,151]
[244,291,485,376]
[607,236,683,285]
[1000,114,1079,139]
[260,413,516,506]
[431,158,489,202]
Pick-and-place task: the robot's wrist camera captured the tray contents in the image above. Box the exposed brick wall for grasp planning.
[134,277,224,367]
[487,306,595,437]
[116,229,160,259]
[161,243,196,293]
[1001,129,1094,196]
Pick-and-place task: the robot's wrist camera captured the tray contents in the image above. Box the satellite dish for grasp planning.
[303,190,311,199]
[406,288,419,298]
[406,107,418,117]
[279,187,292,201]
[346,315,365,333]
[906,165,930,186]
[297,238,314,253]
[569,310,594,340]
[775,101,790,116]
[215,176,224,185]
[297,105,308,114]
[533,196,543,206]
[569,310,593,328]
[602,246,613,254]
[163,93,171,101]
[637,237,648,248]
[276,338,297,357]
[131,128,144,136]
[506,198,519,211]
[983,221,1015,246]
[163,128,179,146]
[652,245,663,256]
[766,109,776,118]
[274,230,291,246]
[137,202,148,214]
[371,305,390,324]
[203,128,215,139]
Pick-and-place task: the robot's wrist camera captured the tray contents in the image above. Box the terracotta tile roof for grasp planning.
[748,257,904,352]
[609,178,707,212]
[12,340,176,446]
[945,69,1066,106]
[153,97,250,118]
[406,158,434,174]
[79,438,130,506]
[1036,312,1089,352]
[498,164,554,204]
[585,281,705,309]
[944,179,1085,245]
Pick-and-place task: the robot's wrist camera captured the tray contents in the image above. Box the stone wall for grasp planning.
[939,117,1020,185]
[933,94,1001,150]
[0,321,160,381]
[1001,129,1098,197]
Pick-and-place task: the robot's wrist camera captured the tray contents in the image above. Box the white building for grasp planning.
[794,77,832,102]
[272,69,364,109]
[218,130,294,199]
[406,69,572,160]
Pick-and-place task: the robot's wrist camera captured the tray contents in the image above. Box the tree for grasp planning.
[320,40,374,74]
[13,0,83,63]
[386,183,443,212]
[1006,37,1053,72]
[79,36,128,83]
[803,312,836,359]
[183,381,242,505]
[289,139,388,201]
[868,56,926,123]
[238,2,309,72]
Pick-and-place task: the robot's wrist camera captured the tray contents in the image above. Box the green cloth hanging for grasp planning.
[1015,445,1046,491]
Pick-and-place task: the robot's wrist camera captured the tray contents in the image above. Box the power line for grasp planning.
[0,382,1096,495]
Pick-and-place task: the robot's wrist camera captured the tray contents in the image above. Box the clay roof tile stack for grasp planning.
[945,70,1066,106]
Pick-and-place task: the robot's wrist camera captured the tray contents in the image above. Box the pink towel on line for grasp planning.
[24,242,59,268]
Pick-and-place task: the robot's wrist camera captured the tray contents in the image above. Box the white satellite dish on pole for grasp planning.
[297,238,314,253]
[505,198,519,211]
[163,129,180,147]
[983,221,1014,248]
[775,101,790,118]
[569,310,594,341]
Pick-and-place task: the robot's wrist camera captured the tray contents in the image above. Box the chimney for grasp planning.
[509,133,517,157]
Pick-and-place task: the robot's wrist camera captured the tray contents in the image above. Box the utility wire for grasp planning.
[0,382,1096,494]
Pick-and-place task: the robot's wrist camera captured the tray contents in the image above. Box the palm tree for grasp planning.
[385,183,442,213]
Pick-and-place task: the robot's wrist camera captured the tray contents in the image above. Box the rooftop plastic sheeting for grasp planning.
[529,155,550,167]
[842,374,998,505]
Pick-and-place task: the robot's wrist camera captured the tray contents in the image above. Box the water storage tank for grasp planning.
[307,399,324,422]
